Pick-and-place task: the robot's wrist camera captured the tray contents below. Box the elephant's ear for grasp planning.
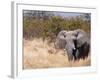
[55,34,66,49]
[75,30,88,48]
[76,34,85,48]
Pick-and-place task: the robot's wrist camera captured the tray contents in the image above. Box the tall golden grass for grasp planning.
[23,38,91,69]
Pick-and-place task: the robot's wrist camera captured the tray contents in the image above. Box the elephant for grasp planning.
[55,29,90,61]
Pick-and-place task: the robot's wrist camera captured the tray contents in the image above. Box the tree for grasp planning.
[23,10,54,20]
[80,13,91,22]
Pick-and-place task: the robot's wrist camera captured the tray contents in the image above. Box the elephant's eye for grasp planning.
[64,35,66,38]
[62,33,66,38]
[63,34,66,37]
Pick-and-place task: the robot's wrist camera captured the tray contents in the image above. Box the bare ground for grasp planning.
[23,38,91,69]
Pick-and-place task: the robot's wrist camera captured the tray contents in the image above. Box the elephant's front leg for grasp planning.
[75,49,80,60]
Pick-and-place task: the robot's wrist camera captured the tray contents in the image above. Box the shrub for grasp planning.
[23,15,90,41]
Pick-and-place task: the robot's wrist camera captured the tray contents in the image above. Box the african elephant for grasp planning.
[55,29,90,61]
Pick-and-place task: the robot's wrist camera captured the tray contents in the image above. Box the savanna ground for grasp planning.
[23,10,91,69]
[23,38,90,69]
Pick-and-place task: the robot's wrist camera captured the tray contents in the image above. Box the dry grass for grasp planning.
[23,38,91,69]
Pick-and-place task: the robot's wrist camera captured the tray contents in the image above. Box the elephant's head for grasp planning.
[64,31,77,61]
[55,30,76,61]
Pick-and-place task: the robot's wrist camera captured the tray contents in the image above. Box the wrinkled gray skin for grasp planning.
[55,29,90,61]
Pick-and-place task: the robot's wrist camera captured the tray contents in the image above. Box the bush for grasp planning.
[23,15,90,41]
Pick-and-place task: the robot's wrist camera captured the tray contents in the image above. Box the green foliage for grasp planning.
[23,15,90,41]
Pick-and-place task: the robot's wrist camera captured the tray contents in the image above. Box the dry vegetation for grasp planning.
[23,38,91,69]
[23,11,91,69]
